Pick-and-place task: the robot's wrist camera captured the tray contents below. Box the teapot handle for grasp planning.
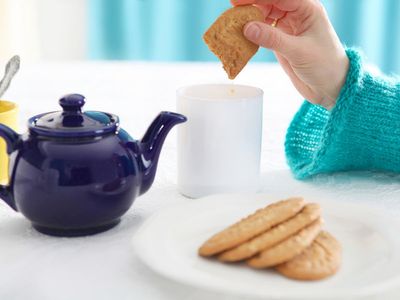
[0,123,21,211]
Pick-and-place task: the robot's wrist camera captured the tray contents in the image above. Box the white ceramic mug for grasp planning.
[177,84,263,198]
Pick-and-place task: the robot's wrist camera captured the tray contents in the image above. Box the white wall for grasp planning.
[0,0,87,61]
[36,0,87,60]
[0,0,40,61]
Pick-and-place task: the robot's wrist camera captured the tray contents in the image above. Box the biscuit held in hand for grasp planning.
[203,5,264,79]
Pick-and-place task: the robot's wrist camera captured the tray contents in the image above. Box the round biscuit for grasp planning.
[276,231,342,281]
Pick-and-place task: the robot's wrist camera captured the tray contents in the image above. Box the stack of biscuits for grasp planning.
[198,198,341,281]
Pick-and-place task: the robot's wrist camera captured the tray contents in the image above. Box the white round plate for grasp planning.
[132,193,400,299]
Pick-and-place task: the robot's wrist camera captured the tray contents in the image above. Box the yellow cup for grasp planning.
[0,101,18,184]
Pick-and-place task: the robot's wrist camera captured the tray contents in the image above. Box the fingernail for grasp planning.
[244,23,261,41]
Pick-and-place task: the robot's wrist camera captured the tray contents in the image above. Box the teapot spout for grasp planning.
[138,112,186,195]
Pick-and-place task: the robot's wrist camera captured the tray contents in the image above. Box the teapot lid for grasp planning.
[29,94,119,138]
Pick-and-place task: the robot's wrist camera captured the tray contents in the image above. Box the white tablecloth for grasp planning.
[1,61,397,300]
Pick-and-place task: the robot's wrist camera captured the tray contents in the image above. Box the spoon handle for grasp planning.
[0,55,20,99]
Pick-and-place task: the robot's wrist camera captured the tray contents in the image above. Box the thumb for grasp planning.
[244,21,295,56]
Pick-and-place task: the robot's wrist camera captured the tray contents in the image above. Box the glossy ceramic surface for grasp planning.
[30,94,119,138]
[0,94,186,236]
[177,84,263,198]
[0,100,18,184]
[133,193,400,299]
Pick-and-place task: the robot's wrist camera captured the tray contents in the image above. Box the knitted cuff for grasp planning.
[285,48,400,179]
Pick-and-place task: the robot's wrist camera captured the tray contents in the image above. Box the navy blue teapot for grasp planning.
[0,94,186,236]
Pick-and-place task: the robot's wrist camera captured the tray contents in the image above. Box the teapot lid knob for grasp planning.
[59,94,85,112]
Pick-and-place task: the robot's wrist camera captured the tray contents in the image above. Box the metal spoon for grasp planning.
[0,55,20,98]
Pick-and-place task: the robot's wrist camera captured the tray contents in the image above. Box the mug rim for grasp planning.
[177,84,263,102]
[0,100,18,115]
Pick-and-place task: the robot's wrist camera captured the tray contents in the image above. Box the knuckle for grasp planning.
[313,1,327,16]
[264,30,282,49]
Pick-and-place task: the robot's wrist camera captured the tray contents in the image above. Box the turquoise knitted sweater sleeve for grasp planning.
[285,48,400,179]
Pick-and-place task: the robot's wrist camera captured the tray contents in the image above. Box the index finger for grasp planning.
[231,0,304,12]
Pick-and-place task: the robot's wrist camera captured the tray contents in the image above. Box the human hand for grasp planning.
[232,0,349,109]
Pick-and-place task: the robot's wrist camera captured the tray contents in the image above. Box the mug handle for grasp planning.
[0,123,21,211]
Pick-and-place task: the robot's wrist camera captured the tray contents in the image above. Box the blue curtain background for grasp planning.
[89,0,400,74]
